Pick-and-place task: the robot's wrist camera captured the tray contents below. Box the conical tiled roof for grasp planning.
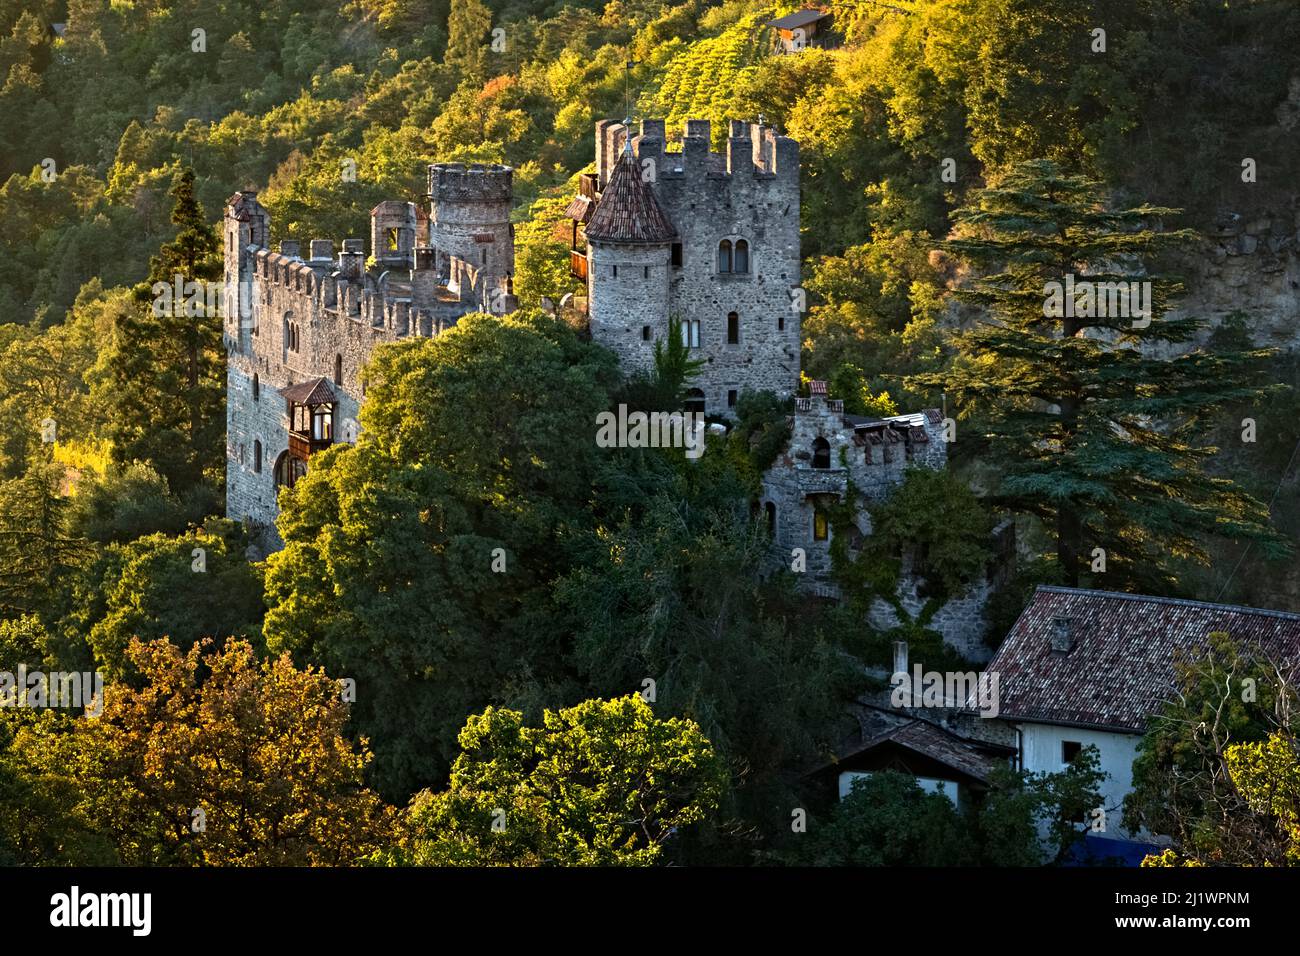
[584,148,677,244]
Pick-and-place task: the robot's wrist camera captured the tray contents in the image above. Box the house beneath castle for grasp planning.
[988,586,1300,843]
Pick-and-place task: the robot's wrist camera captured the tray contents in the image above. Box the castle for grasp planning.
[567,118,802,414]
[222,118,996,656]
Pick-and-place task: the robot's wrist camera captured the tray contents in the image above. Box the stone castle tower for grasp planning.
[224,117,803,549]
[221,117,993,654]
[567,118,802,416]
[222,163,517,550]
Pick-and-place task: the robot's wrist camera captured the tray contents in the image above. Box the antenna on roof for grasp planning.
[623,58,639,125]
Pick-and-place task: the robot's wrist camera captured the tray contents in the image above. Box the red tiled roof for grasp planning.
[813,700,1012,785]
[584,150,676,244]
[988,586,1300,733]
[564,195,595,223]
[279,377,337,406]
[226,191,262,222]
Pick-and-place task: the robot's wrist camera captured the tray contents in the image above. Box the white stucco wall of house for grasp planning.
[1017,722,1144,840]
[839,770,962,809]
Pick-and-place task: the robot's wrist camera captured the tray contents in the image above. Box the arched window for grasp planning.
[727,311,740,344]
[253,440,262,474]
[252,373,259,401]
[734,239,749,273]
[334,354,343,386]
[685,388,706,417]
[717,240,733,274]
[765,501,776,534]
[274,451,307,489]
[812,437,831,469]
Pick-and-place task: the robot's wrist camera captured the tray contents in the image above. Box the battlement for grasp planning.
[247,240,510,331]
[428,162,513,203]
[595,118,799,189]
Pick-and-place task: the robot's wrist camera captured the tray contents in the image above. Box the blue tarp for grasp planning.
[1062,833,1165,867]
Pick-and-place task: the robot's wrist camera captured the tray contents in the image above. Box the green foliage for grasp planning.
[100,169,225,497]
[637,8,773,145]
[787,771,977,866]
[72,519,265,684]
[393,695,725,865]
[826,468,993,669]
[511,191,580,309]
[979,748,1106,865]
[1125,633,1300,864]
[263,310,621,797]
[0,463,86,620]
[785,754,1102,866]
[64,462,211,546]
[915,160,1287,589]
[557,454,861,859]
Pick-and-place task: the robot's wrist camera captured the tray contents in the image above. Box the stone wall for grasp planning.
[589,119,803,416]
[758,390,998,658]
[223,179,518,552]
[428,163,515,280]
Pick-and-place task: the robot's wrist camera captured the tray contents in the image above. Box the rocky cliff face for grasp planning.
[1183,204,1300,347]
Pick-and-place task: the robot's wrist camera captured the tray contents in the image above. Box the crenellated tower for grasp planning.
[569,117,802,416]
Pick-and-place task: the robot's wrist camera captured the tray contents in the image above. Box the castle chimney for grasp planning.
[338,239,364,280]
[1050,616,1075,654]
[410,247,439,311]
[279,240,300,258]
[892,640,909,678]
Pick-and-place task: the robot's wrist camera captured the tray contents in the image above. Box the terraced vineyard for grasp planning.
[636,10,774,145]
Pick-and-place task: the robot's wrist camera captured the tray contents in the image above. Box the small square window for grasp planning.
[1062,741,1082,764]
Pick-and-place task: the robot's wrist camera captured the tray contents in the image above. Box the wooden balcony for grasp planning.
[288,431,332,461]
[570,249,588,282]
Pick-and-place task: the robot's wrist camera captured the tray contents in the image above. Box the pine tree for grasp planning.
[444,0,490,86]
[102,168,223,498]
[918,160,1286,589]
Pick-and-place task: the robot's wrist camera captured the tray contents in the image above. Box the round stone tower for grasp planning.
[427,162,514,279]
[584,146,677,375]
